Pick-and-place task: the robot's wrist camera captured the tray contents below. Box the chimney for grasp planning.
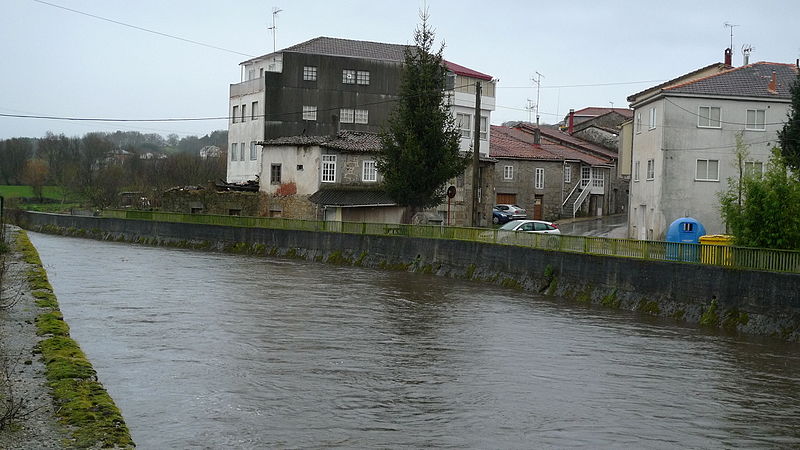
[768,71,778,94]
[743,52,749,65]
[568,109,575,134]
[724,48,732,66]
[534,127,541,145]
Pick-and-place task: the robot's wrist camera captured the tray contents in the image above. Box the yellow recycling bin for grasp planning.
[700,234,734,265]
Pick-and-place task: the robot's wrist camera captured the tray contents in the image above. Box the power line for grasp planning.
[498,79,666,89]
[31,0,255,58]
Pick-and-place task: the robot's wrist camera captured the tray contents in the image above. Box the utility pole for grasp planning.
[471,81,482,227]
[268,7,283,52]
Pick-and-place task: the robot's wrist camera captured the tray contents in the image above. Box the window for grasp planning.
[682,222,694,232]
[503,165,513,180]
[698,106,721,128]
[231,143,237,161]
[251,101,258,120]
[240,142,245,161]
[297,164,304,171]
[303,66,317,81]
[564,165,571,183]
[646,159,655,180]
[356,70,370,85]
[633,161,640,181]
[581,166,591,188]
[744,161,763,177]
[322,154,336,182]
[249,141,257,160]
[248,69,255,80]
[342,69,356,84]
[635,112,642,133]
[648,107,657,130]
[695,159,719,181]
[456,113,471,138]
[241,104,246,122]
[302,105,317,121]
[259,68,264,78]
[354,109,368,124]
[592,167,604,188]
[746,109,766,130]
[535,168,544,189]
[270,164,281,184]
[340,108,354,123]
[480,117,488,140]
[362,160,377,182]
[232,105,238,123]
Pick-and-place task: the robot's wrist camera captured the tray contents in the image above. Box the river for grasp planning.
[29,232,800,449]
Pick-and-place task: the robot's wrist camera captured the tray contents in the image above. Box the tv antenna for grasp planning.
[525,99,535,123]
[723,22,738,51]
[268,7,283,52]
[532,71,544,126]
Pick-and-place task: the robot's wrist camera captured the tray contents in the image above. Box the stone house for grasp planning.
[626,56,797,239]
[259,130,494,226]
[490,125,613,221]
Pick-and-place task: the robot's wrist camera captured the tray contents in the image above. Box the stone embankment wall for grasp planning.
[18,211,800,342]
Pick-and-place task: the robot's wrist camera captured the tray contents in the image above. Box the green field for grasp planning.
[0,185,72,200]
[0,185,84,213]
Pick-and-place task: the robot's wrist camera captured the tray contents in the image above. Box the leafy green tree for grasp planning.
[779,71,800,173]
[0,138,33,184]
[377,12,469,213]
[720,149,800,249]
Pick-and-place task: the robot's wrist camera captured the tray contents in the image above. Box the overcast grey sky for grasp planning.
[1,0,798,139]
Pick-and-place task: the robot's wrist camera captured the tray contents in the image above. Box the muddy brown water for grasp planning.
[29,232,800,449]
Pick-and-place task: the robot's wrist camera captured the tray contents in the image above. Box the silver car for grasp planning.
[499,219,561,234]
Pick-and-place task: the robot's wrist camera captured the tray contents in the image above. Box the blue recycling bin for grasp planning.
[665,217,706,262]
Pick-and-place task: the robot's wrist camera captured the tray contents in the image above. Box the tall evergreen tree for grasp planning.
[778,71,800,173]
[377,12,469,212]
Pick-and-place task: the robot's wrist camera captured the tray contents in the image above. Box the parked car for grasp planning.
[492,207,514,224]
[493,204,527,220]
[499,219,561,234]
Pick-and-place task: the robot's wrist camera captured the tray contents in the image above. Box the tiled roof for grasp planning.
[627,62,731,102]
[664,62,798,99]
[308,188,396,207]
[523,124,618,160]
[283,36,408,61]
[260,131,381,152]
[243,36,493,80]
[444,60,493,81]
[490,126,611,166]
[571,107,634,118]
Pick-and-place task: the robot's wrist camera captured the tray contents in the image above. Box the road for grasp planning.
[558,213,628,238]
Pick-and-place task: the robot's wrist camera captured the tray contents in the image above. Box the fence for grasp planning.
[101,209,800,274]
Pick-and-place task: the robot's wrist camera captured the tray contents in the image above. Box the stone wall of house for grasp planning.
[260,194,318,219]
[161,188,261,216]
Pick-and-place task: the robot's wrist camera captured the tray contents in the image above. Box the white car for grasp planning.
[499,219,561,234]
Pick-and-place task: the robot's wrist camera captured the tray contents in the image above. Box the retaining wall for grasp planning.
[18,211,800,341]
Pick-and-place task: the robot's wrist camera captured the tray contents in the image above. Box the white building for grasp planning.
[627,60,797,240]
[226,37,496,184]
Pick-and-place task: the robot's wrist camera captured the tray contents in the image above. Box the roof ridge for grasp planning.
[663,61,794,92]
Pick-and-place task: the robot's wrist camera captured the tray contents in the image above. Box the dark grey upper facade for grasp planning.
[263,51,403,139]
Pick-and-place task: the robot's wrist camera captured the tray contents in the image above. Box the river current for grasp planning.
[29,232,800,448]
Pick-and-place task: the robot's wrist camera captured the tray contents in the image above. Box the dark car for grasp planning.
[492,207,514,224]
[494,204,527,220]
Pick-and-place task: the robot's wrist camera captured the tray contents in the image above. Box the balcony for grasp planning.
[230,78,264,97]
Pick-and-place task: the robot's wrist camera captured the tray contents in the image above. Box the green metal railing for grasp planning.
[101,209,800,274]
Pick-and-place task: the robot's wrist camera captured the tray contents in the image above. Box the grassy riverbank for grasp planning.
[15,230,134,448]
